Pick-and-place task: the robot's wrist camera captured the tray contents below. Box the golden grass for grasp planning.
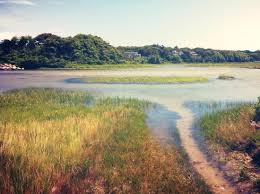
[0,89,210,194]
[199,105,258,146]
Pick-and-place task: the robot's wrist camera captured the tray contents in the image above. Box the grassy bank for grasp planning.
[188,62,260,69]
[80,76,208,84]
[62,63,157,70]
[0,89,210,194]
[198,104,260,193]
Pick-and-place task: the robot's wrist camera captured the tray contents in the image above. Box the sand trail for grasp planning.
[171,102,236,194]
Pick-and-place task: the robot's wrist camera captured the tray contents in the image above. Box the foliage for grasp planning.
[0,33,122,69]
[119,45,260,64]
[1,33,260,69]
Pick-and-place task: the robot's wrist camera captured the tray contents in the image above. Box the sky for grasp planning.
[0,0,260,50]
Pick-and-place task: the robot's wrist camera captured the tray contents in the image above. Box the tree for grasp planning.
[148,55,161,64]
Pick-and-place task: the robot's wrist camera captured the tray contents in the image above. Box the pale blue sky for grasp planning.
[0,0,260,50]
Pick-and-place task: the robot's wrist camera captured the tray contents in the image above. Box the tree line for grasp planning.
[119,45,260,64]
[0,33,122,69]
[0,33,260,69]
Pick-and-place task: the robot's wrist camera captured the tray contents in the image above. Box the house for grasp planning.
[123,52,141,60]
[172,50,183,56]
[190,51,198,56]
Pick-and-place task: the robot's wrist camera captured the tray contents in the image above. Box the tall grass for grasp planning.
[0,89,210,194]
[197,102,260,193]
[198,104,258,147]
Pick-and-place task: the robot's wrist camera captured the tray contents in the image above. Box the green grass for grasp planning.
[197,103,260,192]
[198,104,259,147]
[80,76,208,84]
[62,63,157,70]
[188,62,260,69]
[0,89,210,194]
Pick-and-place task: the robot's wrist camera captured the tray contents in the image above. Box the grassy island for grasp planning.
[217,74,236,80]
[80,76,208,84]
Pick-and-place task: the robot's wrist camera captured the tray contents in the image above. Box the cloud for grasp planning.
[0,0,35,6]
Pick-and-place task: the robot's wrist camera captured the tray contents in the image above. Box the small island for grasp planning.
[217,74,236,80]
[79,76,209,84]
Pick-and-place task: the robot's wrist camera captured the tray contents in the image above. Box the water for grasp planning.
[1,66,260,144]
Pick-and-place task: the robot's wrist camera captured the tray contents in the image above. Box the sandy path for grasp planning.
[171,103,236,194]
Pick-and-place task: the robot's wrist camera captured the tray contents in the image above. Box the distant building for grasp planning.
[124,52,141,60]
[172,50,183,56]
[190,51,198,56]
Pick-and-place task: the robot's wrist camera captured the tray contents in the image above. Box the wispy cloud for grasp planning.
[0,0,35,6]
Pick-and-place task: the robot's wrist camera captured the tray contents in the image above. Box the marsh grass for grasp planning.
[196,102,260,192]
[198,104,258,147]
[0,89,210,194]
[81,76,208,84]
[188,62,260,69]
[63,63,156,70]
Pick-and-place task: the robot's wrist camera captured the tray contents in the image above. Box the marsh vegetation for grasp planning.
[64,63,156,70]
[217,75,236,80]
[197,102,260,193]
[0,89,210,194]
[189,62,260,69]
[80,76,208,84]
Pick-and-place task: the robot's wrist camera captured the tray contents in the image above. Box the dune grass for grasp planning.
[0,89,210,194]
[81,76,208,84]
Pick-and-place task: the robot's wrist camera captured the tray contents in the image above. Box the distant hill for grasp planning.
[0,33,260,69]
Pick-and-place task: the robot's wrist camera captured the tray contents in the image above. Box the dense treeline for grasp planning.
[0,33,260,69]
[0,33,122,69]
[119,45,260,64]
